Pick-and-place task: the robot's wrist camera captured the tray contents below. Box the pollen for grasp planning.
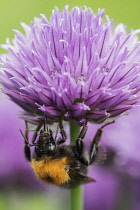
[31,157,71,185]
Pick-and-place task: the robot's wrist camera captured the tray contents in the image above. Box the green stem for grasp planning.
[70,121,83,210]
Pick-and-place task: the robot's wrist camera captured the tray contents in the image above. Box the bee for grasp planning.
[20,119,113,188]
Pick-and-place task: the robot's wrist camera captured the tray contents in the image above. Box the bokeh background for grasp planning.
[0,0,140,210]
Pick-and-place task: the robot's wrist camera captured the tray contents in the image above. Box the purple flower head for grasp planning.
[1,6,140,125]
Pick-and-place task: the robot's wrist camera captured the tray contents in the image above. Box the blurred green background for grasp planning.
[0,0,140,210]
[0,0,140,45]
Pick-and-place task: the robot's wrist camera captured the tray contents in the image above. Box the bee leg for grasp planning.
[24,145,31,162]
[75,123,89,166]
[20,121,43,161]
[88,128,102,165]
[31,121,43,144]
[89,121,115,164]
[57,120,67,145]
[20,121,31,162]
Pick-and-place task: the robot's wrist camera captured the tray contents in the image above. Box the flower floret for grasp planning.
[1,6,140,125]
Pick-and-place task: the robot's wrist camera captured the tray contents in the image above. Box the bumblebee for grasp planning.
[20,120,112,188]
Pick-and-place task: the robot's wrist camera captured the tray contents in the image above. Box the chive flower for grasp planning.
[1,6,140,125]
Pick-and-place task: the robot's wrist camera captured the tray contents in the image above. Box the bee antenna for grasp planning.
[20,129,30,145]
[100,120,115,129]
[44,119,46,131]
[54,123,59,141]
[44,118,49,132]
[46,125,49,132]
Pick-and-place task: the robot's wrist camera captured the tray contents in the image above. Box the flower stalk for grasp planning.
[70,121,83,210]
[70,186,83,210]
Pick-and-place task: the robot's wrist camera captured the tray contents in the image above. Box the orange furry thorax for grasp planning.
[31,157,71,185]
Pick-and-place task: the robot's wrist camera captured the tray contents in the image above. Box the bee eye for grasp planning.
[48,143,55,151]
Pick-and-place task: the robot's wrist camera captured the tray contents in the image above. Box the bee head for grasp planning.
[35,130,57,157]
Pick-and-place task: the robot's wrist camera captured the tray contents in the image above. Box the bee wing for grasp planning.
[27,123,40,132]
[69,168,96,184]
[94,146,107,164]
